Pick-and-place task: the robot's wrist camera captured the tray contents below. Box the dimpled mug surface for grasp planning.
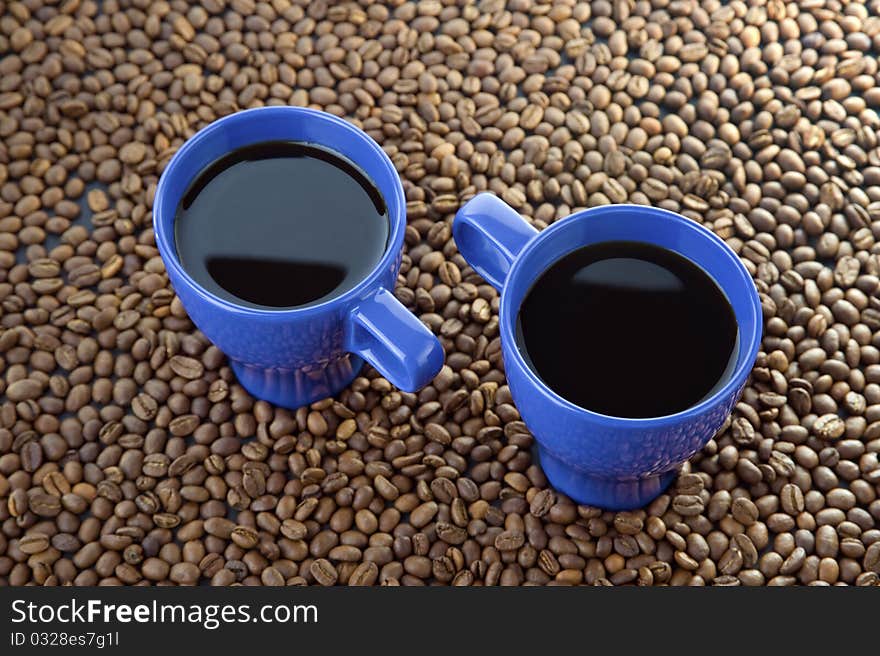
[454,193,762,509]
[154,107,443,409]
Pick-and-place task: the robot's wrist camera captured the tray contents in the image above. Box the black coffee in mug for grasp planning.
[174,141,388,309]
[516,241,738,418]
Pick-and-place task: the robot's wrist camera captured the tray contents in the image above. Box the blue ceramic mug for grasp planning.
[454,194,762,509]
[154,107,444,409]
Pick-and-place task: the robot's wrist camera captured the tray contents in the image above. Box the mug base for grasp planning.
[230,355,363,410]
[537,446,678,510]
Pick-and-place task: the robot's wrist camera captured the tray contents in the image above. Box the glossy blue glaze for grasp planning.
[154,107,443,409]
[454,194,762,509]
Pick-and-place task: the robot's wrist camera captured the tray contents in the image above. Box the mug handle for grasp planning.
[346,288,444,392]
[453,193,538,290]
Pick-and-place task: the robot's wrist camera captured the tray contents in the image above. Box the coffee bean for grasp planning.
[310,558,338,586]
[614,513,644,536]
[170,563,200,585]
[733,535,759,568]
[780,484,805,515]
[410,502,438,528]
[169,415,199,437]
[425,423,451,445]
[864,543,880,574]
[169,355,204,380]
[142,558,169,582]
[430,478,457,504]
[495,530,525,552]
[780,548,807,576]
[374,475,399,501]
[153,513,180,529]
[732,499,759,526]
[348,561,379,586]
[529,489,555,518]
[132,394,158,421]
[18,533,50,555]
[436,522,467,545]
[813,414,846,441]
[719,549,743,576]
[230,526,258,550]
[6,378,41,402]
[672,495,704,517]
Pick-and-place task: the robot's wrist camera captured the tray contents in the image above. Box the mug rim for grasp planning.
[153,106,406,320]
[499,204,763,427]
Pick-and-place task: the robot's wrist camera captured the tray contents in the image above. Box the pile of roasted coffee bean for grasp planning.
[2,0,880,586]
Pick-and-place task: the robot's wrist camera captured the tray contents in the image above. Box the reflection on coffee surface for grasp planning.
[175,141,388,309]
[516,241,738,418]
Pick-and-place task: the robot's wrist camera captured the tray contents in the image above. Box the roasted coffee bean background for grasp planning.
[2,0,880,586]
